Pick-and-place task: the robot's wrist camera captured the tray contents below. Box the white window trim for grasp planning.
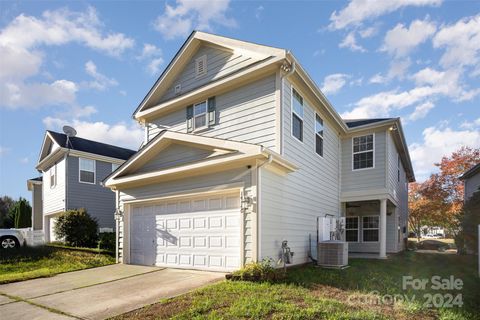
[49,164,56,189]
[345,216,359,243]
[352,133,375,171]
[362,215,379,243]
[314,112,324,158]
[195,55,207,78]
[79,157,96,185]
[290,86,304,143]
[193,100,208,132]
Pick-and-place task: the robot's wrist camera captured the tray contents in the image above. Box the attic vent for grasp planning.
[174,84,182,95]
[195,55,207,78]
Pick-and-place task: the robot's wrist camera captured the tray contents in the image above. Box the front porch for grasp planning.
[342,199,404,259]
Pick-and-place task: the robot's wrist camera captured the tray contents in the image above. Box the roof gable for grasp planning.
[133,31,285,118]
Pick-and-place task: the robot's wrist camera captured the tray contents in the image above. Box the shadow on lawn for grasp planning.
[0,245,56,263]
[284,251,480,319]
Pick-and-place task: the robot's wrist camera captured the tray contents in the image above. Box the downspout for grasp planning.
[115,189,120,263]
[64,151,69,211]
[280,57,296,155]
[255,153,273,262]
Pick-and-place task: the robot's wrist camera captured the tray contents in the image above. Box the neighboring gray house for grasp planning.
[104,32,415,272]
[460,163,480,202]
[33,131,136,242]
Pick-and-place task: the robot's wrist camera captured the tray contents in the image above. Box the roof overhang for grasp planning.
[103,130,297,189]
[460,163,480,180]
[133,31,286,121]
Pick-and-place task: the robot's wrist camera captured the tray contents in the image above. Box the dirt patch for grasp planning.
[113,297,192,320]
[310,284,438,320]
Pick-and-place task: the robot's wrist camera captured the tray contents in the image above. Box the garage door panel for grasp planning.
[130,192,241,272]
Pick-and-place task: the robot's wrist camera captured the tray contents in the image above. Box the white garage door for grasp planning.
[130,192,241,272]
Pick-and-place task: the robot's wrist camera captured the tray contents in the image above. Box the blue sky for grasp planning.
[1,0,479,200]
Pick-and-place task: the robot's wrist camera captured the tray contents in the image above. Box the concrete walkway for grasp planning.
[0,264,225,320]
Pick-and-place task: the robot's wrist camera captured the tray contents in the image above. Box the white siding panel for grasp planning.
[259,79,341,266]
[148,75,278,151]
[42,159,65,215]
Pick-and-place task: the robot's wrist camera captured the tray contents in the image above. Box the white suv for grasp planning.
[0,229,26,249]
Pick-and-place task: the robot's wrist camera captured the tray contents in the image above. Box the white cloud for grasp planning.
[369,73,386,84]
[321,73,351,95]
[433,14,480,69]
[359,26,378,38]
[410,125,480,181]
[0,146,10,157]
[19,157,29,164]
[339,31,366,52]
[153,0,236,40]
[43,117,143,150]
[0,7,134,110]
[255,6,264,21]
[460,118,480,129]
[408,101,435,121]
[381,18,436,57]
[343,67,479,119]
[137,44,164,75]
[329,0,442,30]
[84,60,118,91]
[0,80,78,109]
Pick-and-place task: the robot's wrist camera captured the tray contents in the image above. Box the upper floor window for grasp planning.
[50,164,56,188]
[195,55,207,78]
[186,97,216,133]
[315,114,324,157]
[291,88,303,142]
[345,216,359,242]
[79,158,95,184]
[362,216,379,242]
[352,134,374,170]
[112,163,120,172]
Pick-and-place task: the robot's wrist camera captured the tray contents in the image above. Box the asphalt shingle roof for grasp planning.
[344,118,394,128]
[47,131,137,160]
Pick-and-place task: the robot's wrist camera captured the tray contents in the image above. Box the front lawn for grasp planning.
[115,252,479,320]
[0,245,115,284]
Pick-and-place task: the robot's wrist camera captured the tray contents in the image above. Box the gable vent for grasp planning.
[195,55,207,78]
[174,84,182,95]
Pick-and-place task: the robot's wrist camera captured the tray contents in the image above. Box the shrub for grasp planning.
[458,191,480,254]
[229,258,284,282]
[54,209,98,248]
[98,232,116,252]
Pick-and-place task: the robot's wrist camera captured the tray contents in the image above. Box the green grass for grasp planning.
[115,252,479,320]
[0,245,115,284]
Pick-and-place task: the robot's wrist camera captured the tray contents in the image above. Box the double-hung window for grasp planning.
[79,158,95,184]
[315,114,324,157]
[362,216,379,242]
[352,134,374,170]
[50,164,56,188]
[345,217,359,242]
[291,88,304,142]
[193,101,207,130]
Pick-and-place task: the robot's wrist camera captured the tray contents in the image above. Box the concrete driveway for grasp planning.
[0,264,225,320]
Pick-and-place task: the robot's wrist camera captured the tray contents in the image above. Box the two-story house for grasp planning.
[32,130,136,242]
[104,32,415,271]
[460,163,480,202]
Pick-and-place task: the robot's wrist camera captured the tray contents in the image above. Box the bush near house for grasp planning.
[98,232,116,252]
[54,209,98,248]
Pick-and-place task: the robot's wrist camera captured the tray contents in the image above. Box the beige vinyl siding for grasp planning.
[259,78,341,266]
[341,130,387,193]
[135,144,216,174]
[118,168,255,264]
[42,159,65,215]
[465,172,480,201]
[147,74,278,151]
[158,45,258,104]
[32,184,43,230]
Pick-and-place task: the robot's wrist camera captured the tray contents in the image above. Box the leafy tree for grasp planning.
[0,196,15,228]
[14,198,32,228]
[54,209,99,247]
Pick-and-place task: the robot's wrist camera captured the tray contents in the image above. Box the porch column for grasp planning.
[379,199,387,259]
